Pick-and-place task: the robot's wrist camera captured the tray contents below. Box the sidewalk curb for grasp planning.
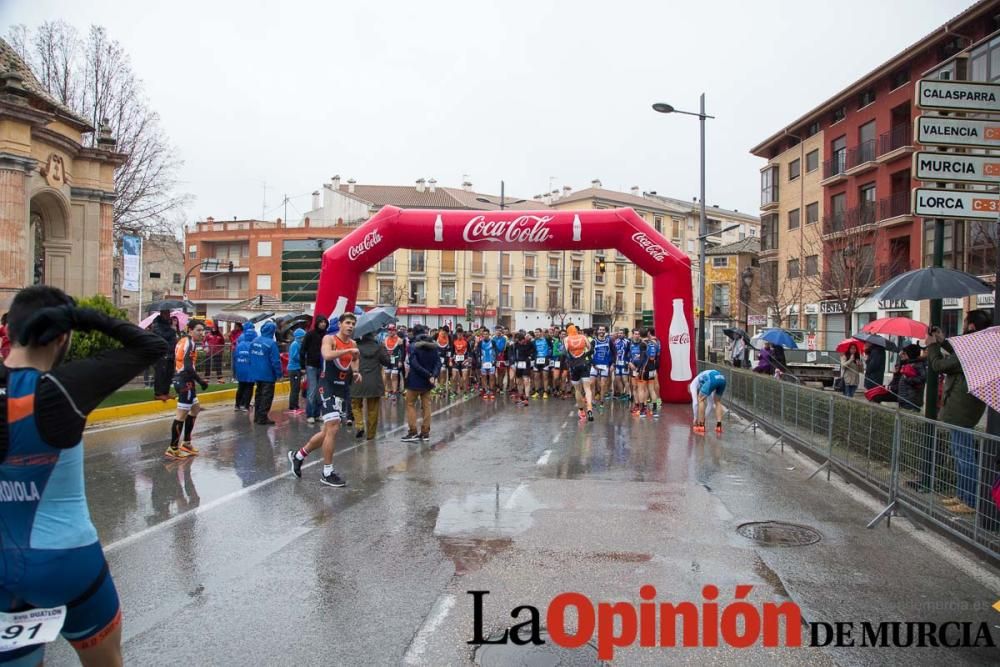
[87,380,291,427]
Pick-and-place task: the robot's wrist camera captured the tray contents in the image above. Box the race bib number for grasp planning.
[516,361,527,369]
[481,361,493,370]
[632,370,639,377]
[535,360,547,367]
[0,606,66,652]
[455,355,465,362]
[551,361,561,369]
[648,370,657,378]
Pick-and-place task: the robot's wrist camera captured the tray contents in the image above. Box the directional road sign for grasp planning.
[915,115,1000,148]
[912,187,1000,220]
[917,79,1000,113]
[912,151,1000,184]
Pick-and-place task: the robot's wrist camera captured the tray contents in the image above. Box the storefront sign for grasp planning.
[917,79,1000,113]
[915,116,1000,148]
[978,293,995,307]
[912,188,1000,220]
[804,303,819,315]
[820,301,845,315]
[398,306,497,316]
[912,151,1000,184]
[747,314,767,326]
[877,299,907,310]
[942,298,961,308]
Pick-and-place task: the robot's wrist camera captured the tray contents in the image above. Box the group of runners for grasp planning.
[377,323,665,421]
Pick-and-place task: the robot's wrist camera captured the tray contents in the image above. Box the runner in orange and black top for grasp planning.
[564,325,594,422]
[452,332,470,394]
[166,320,208,459]
[288,313,360,488]
[383,324,404,400]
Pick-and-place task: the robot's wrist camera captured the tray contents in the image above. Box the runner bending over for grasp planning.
[691,369,727,434]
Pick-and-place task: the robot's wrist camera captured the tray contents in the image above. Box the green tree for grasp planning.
[67,295,129,362]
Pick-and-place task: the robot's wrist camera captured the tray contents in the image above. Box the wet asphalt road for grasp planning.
[45,392,1000,666]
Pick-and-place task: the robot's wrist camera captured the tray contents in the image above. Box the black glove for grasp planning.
[199,380,209,390]
[17,306,115,346]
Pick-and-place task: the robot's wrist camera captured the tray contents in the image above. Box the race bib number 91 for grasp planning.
[0,606,66,652]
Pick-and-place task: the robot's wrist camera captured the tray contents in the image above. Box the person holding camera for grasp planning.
[1,285,167,666]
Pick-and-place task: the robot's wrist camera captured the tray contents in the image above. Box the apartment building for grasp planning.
[704,237,763,350]
[751,0,1000,345]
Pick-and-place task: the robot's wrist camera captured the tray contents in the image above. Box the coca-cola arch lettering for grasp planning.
[315,206,694,402]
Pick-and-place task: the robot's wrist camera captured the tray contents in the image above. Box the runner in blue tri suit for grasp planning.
[613,328,630,400]
[644,328,661,414]
[589,326,613,404]
[478,334,498,398]
[1,286,167,666]
[691,369,727,434]
[531,329,551,398]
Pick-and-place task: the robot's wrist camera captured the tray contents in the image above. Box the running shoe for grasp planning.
[639,408,647,418]
[355,429,365,439]
[179,442,199,455]
[578,409,586,421]
[542,392,549,400]
[419,433,430,443]
[401,432,420,443]
[164,446,192,460]
[320,469,347,488]
[715,426,723,435]
[587,410,594,422]
[530,392,539,399]
[521,400,530,407]
[287,450,303,478]
[487,393,496,401]
[693,425,706,434]
[307,417,316,424]
[630,407,640,417]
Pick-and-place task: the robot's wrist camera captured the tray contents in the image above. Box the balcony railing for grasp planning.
[879,191,911,220]
[823,202,877,235]
[190,289,251,300]
[878,123,911,156]
[822,212,846,235]
[594,298,605,312]
[877,259,911,283]
[846,140,877,169]
[821,267,876,292]
[823,152,847,179]
[524,267,536,278]
[524,297,535,309]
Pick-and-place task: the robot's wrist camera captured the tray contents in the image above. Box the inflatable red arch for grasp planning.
[314,206,694,403]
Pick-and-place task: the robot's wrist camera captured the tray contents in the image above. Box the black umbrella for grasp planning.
[872,267,993,302]
[354,306,397,339]
[722,327,751,342]
[146,298,195,313]
[853,331,899,352]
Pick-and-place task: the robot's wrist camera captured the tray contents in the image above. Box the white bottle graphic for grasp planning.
[668,298,692,381]
[434,214,444,242]
[572,214,582,242]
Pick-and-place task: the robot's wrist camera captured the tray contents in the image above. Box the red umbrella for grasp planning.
[835,338,865,354]
[862,317,928,339]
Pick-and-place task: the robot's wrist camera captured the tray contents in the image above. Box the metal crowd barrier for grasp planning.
[701,362,1000,561]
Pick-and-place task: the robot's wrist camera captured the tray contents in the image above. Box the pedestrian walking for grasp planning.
[839,343,864,398]
[303,315,329,424]
[402,325,441,442]
[352,332,392,440]
[249,321,282,425]
[150,309,177,400]
[234,324,257,411]
[286,327,306,414]
[925,310,991,514]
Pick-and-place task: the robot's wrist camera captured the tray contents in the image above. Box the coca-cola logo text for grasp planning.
[463,215,554,244]
[631,232,668,262]
[347,230,383,261]
[670,333,690,345]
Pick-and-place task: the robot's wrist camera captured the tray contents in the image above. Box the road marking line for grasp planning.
[104,395,473,553]
[536,449,552,466]
[403,594,456,665]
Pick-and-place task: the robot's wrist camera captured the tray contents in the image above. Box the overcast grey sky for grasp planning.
[2,0,976,222]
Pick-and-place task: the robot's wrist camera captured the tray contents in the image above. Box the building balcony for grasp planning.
[844,140,878,177]
[200,258,249,273]
[760,187,779,211]
[820,153,848,186]
[189,288,251,301]
[877,123,913,163]
[820,269,875,293]
[822,203,877,238]
[876,259,912,284]
[877,191,914,228]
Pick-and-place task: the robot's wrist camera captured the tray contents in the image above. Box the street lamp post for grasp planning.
[653,94,714,361]
[740,266,754,368]
[476,181,525,329]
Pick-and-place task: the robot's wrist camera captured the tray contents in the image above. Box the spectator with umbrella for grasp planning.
[924,310,991,514]
[753,341,774,375]
[351,331,392,440]
[838,340,864,398]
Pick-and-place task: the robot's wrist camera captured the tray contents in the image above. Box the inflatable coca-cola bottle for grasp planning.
[669,298,692,381]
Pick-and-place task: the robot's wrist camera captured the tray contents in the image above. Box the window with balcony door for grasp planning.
[524,286,536,309]
[548,257,560,281]
[634,269,645,287]
[548,287,560,310]
[524,254,536,278]
[830,193,846,231]
[858,88,876,108]
[807,121,821,137]
[615,264,625,287]
[472,282,483,306]
[409,280,425,304]
[671,218,681,241]
[789,158,800,181]
[377,255,395,272]
[859,183,876,225]
[831,136,847,175]
[440,281,457,305]
[378,280,396,304]
[789,208,800,230]
[787,258,800,279]
[257,241,272,257]
[761,213,779,251]
[890,67,910,90]
[595,259,605,284]
[595,290,604,312]
[831,106,846,123]
[761,166,779,206]
[188,245,197,259]
[501,252,511,278]
[654,216,663,234]
[711,284,729,314]
[471,251,484,275]
[634,292,643,313]
[441,250,456,274]
[572,260,582,282]
[500,284,510,308]
[858,121,876,163]
[410,250,425,273]
[806,202,819,225]
[572,289,582,311]
[805,255,819,277]
[806,150,819,172]
[614,292,624,312]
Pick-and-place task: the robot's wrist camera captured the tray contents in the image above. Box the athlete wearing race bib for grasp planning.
[531,330,551,398]
[478,335,497,399]
[453,335,471,394]
[383,326,405,398]
[1,286,167,666]
[564,325,594,422]
[645,327,662,410]
[590,327,613,404]
[691,369,727,434]
[613,329,631,400]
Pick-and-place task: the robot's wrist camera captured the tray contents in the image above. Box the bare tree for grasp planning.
[805,214,882,333]
[546,293,568,328]
[9,21,189,238]
[475,290,497,329]
[380,281,408,308]
[757,259,803,329]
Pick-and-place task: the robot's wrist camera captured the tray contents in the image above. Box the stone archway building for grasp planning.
[0,39,125,304]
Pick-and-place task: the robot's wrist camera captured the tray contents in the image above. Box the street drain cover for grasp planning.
[474,629,602,666]
[737,521,822,547]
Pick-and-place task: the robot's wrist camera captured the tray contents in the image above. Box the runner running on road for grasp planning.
[288,313,360,487]
[564,325,594,422]
[166,321,209,459]
[1,285,167,666]
[691,369,727,434]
